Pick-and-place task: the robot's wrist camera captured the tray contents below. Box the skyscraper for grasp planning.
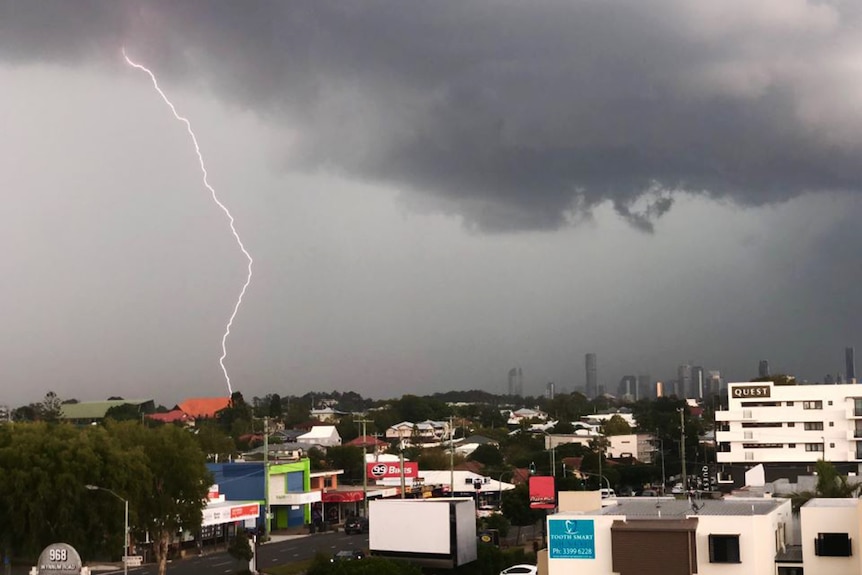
[677,364,692,398]
[585,353,597,398]
[507,367,523,396]
[691,366,705,399]
[546,381,555,400]
[637,374,653,400]
[618,375,637,400]
[758,360,770,379]
[846,347,856,383]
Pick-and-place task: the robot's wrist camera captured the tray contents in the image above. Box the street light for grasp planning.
[86,484,129,575]
[497,471,515,510]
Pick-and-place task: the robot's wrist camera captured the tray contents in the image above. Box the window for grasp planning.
[831,443,836,448]
[709,534,741,563]
[786,402,795,407]
[803,401,823,410]
[777,568,803,575]
[804,422,824,431]
[788,443,796,448]
[830,422,834,427]
[855,398,862,416]
[788,423,795,427]
[828,401,833,406]
[815,533,852,557]
[805,443,824,452]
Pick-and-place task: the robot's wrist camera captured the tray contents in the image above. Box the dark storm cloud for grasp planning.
[3,0,862,231]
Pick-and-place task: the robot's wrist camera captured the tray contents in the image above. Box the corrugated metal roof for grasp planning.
[60,399,152,420]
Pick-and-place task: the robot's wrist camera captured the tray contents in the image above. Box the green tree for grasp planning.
[104,403,144,422]
[40,391,63,422]
[109,422,211,575]
[469,444,504,467]
[325,446,365,483]
[194,422,237,462]
[789,459,861,511]
[501,484,544,544]
[227,530,253,567]
[602,414,632,436]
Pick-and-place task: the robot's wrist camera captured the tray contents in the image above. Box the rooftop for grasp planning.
[583,497,788,518]
[804,498,860,508]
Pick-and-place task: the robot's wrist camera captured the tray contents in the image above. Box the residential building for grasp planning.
[310,407,348,423]
[605,434,656,463]
[715,381,862,488]
[800,498,860,575]
[297,425,341,447]
[384,420,450,443]
[59,399,155,424]
[545,497,792,575]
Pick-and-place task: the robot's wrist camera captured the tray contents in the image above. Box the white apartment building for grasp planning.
[715,381,862,487]
[546,497,793,575]
[800,499,861,575]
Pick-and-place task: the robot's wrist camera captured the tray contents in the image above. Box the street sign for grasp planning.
[122,556,143,567]
[36,543,82,575]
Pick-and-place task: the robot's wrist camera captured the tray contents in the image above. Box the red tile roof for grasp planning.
[176,397,231,419]
[345,435,387,448]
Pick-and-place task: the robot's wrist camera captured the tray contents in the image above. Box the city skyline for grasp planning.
[3,2,862,406]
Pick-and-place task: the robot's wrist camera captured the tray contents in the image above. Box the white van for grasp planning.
[600,488,616,499]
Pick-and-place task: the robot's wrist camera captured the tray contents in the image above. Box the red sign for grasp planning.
[366,461,419,479]
[230,504,260,518]
[529,476,556,509]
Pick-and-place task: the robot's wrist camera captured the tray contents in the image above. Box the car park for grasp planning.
[344,516,369,534]
[500,564,538,575]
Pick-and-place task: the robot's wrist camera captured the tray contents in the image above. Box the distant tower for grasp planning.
[846,348,856,383]
[637,374,653,400]
[618,375,637,400]
[507,367,524,396]
[706,371,722,397]
[691,366,705,399]
[585,353,597,398]
[758,360,770,379]
[677,364,692,398]
[546,381,555,400]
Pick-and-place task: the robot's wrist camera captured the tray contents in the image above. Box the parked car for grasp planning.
[600,488,616,499]
[637,489,659,497]
[331,550,365,563]
[344,516,369,535]
[500,564,538,575]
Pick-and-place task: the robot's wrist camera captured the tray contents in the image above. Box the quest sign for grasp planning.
[730,384,771,399]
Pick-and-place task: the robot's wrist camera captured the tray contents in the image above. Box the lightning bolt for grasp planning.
[122,48,252,396]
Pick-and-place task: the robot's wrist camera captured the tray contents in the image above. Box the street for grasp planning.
[11,531,368,575]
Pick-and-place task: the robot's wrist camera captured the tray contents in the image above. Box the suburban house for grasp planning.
[59,399,155,424]
[297,425,341,447]
[384,420,451,443]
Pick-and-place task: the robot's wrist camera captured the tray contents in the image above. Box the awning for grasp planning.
[272,491,322,505]
[321,490,365,503]
[202,501,261,527]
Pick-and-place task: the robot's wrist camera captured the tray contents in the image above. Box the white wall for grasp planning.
[801,500,862,575]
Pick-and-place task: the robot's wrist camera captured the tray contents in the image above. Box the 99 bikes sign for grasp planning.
[366,461,419,479]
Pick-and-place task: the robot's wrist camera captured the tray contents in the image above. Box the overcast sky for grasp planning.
[3,1,862,407]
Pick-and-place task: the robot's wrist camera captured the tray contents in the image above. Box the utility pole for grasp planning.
[449,416,455,497]
[264,416,271,541]
[679,408,687,493]
[356,418,373,515]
